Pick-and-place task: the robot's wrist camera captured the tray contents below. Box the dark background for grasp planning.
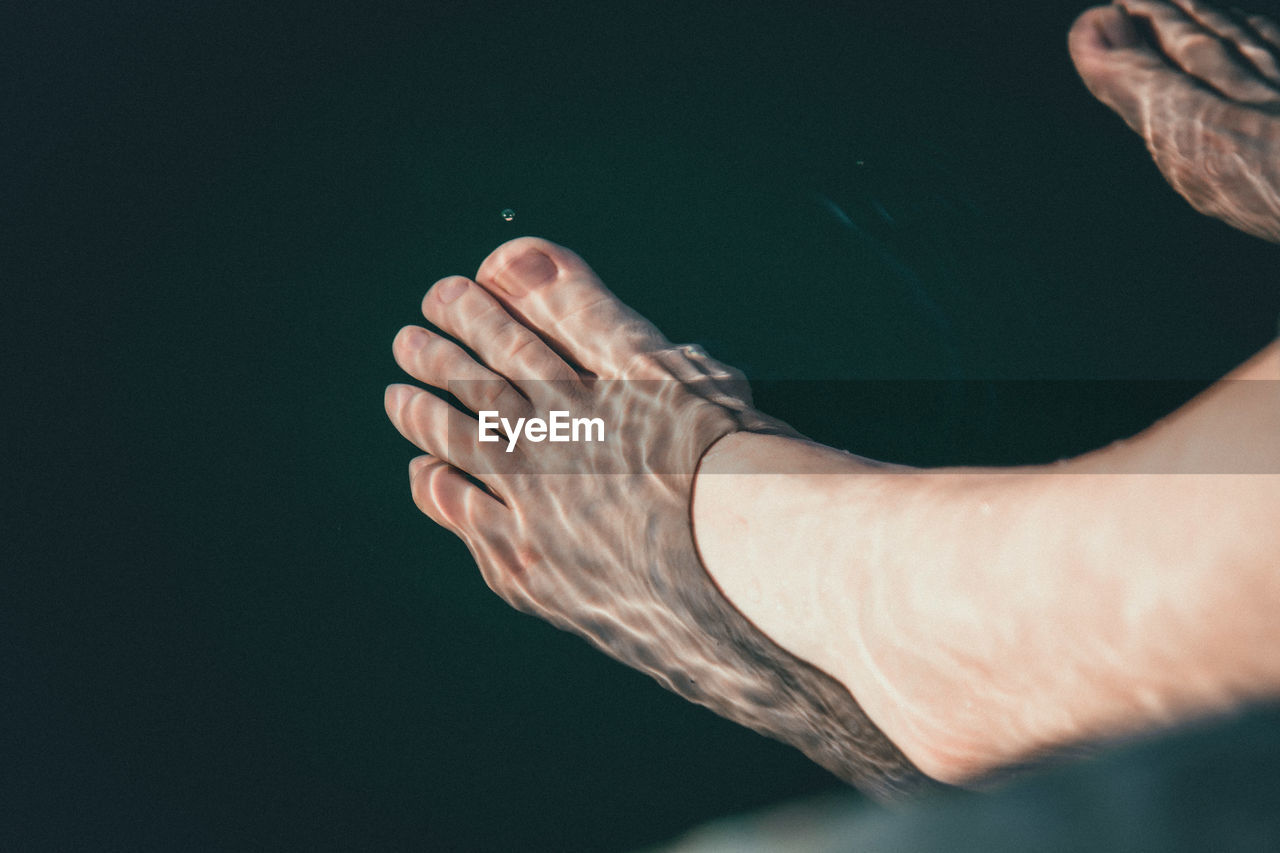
[7,1,1280,850]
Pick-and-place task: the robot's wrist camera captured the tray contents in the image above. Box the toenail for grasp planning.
[435,278,468,304]
[496,249,558,296]
[405,326,431,350]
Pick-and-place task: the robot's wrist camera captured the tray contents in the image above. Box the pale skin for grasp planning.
[697,345,1280,784]
[386,0,1280,794]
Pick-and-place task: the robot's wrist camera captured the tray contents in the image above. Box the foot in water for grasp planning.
[386,236,1280,795]
[1070,0,1280,242]
[385,4,1280,797]
[384,237,935,800]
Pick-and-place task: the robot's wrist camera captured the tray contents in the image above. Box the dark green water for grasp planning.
[8,1,1280,850]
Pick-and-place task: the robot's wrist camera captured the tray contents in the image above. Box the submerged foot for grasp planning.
[384,238,1269,792]
[384,237,932,799]
[1069,0,1280,241]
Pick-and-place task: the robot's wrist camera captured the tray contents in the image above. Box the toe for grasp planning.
[408,453,503,528]
[420,274,579,385]
[385,383,495,479]
[392,325,532,421]
[1118,0,1280,104]
[1071,4,1145,54]
[1070,5,1176,131]
[1244,11,1280,54]
[407,455,552,617]
[473,237,672,378]
[1069,4,1274,132]
[1071,2,1280,242]
[1173,0,1280,84]
[408,453,506,533]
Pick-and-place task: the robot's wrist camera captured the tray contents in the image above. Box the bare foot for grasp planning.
[384,237,933,800]
[1069,0,1280,242]
[387,238,1280,793]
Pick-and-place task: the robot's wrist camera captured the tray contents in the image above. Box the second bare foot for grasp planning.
[1070,0,1280,242]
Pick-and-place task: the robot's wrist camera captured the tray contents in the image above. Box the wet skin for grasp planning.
[1070,0,1280,242]
[384,239,931,798]
[387,0,1280,794]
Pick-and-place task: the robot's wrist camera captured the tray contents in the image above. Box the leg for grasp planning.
[697,340,1280,783]
[387,239,1280,790]
[384,237,934,800]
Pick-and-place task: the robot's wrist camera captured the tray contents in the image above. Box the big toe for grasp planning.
[1069,5,1171,132]
[474,237,671,377]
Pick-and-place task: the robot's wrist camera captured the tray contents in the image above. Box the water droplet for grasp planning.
[500,208,515,222]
